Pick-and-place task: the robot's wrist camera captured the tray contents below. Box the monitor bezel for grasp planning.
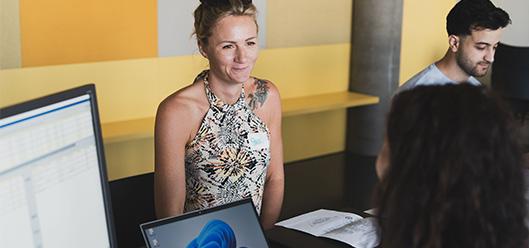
[0,84,118,247]
[140,198,269,248]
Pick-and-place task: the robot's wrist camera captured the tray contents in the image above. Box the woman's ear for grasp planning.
[198,42,208,58]
[448,35,460,52]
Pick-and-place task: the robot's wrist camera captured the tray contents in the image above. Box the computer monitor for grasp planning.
[0,84,117,247]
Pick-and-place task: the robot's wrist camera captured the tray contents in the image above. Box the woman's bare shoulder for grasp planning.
[157,82,208,122]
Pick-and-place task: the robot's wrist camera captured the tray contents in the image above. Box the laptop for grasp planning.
[140,198,269,248]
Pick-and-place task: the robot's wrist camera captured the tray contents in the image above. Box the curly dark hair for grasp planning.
[375,84,528,248]
[446,0,511,36]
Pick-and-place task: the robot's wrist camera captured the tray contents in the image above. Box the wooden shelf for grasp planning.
[101,91,379,143]
[102,117,155,144]
[282,91,379,117]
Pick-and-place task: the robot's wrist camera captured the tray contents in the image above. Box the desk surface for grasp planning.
[267,227,353,248]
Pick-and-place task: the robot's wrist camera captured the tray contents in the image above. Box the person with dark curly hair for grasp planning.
[374,84,528,248]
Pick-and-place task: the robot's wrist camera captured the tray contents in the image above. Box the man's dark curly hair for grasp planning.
[375,84,527,248]
[446,0,511,36]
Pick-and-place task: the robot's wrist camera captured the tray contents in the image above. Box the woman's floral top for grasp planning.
[184,71,270,214]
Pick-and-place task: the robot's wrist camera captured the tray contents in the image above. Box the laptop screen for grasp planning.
[0,84,116,247]
[140,198,269,248]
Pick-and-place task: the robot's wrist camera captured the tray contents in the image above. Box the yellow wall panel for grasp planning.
[104,137,155,180]
[399,0,456,84]
[19,0,157,67]
[254,43,350,98]
[0,55,208,123]
[0,43,349,123]
[267,0,352,48]
[283,110,345,163]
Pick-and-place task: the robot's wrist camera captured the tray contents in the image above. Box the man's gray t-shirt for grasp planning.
[398,63,481,93]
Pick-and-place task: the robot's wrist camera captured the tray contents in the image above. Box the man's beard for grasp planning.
[456,51,491,77]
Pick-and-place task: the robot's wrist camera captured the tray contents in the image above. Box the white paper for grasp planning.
[363,208,377,216]
[275,209,380,248]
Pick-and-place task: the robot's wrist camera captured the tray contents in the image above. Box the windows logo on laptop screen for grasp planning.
[140,198,269,248]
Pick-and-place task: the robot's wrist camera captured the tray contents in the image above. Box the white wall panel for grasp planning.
[0,0,21,69]
[158,0,267,57]
[494,0,529,47]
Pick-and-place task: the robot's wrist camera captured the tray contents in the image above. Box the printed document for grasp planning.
[275,209,379,248]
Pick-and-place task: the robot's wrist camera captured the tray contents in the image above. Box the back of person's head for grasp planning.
[194,0,257,46]
[446,0,511,36]
[375,84,528,248]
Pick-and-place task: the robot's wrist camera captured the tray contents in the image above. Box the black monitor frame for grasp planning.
[0,84,118,247]
[491,43,529,101]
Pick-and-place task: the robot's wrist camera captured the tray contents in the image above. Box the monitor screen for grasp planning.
[140,198,269,248]
[0,84,116,247]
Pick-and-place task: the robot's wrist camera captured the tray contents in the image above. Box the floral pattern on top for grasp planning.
[184,70,271,214]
